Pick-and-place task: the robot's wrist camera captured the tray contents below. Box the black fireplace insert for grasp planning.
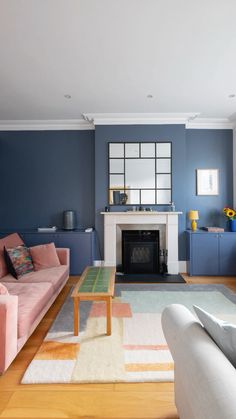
[122,230,159,274]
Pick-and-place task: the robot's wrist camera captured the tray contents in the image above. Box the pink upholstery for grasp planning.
[0,283,9,295]
[56,248,70,266]
[0,295,18,374]
[2,265,69,292]
[0,233,24,278]
[0,247,69,374]
[30,243,60,271]
[5,282,54,338]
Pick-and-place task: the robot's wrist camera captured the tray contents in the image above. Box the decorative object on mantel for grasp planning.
[202,227,224,232]
[188,210,199,231]
[170,201,175,212]
[223,207,236,232]
[196,169,219,195]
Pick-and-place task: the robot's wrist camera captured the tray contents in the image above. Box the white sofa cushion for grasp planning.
[194,305,236,368]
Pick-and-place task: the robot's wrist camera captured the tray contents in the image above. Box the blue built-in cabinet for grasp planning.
[186,230,236,276]
[0,230,96,275]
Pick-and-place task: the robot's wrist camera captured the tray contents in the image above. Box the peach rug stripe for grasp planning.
[123,344,169,350]
[125,363,174,372]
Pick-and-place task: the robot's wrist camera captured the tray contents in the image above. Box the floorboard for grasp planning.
[1,274,235,418]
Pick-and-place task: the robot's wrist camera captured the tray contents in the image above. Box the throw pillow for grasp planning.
[193,305,236,368]
[4,245,34,279]
[0,233,24,278]
[29,242,61,271]
[0,282,9,295]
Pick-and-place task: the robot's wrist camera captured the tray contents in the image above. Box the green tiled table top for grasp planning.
[78,267,114,293]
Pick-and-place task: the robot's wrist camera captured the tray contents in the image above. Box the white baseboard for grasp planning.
[179,261,187,273]
[94,260,187,273]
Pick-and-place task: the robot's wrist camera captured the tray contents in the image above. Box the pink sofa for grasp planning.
[0,233,70,374]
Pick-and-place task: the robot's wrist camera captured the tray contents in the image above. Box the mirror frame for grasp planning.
[108,141,172,206]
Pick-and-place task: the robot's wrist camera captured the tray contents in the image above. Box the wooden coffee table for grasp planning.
[71,266,116,336]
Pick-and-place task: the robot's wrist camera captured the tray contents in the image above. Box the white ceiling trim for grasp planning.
[0,116,234,131]
[186,118,234,130]
[0,119,94,131]
[83,113,200,126]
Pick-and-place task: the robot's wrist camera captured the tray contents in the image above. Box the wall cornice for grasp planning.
[83,112,199,126]
[0,115,235,130]
[0,119,94,131]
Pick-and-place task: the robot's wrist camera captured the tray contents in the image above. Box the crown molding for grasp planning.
[186,118,234,130]
[0,119,94,131]
[0,116,234,131]
[82,112,200,126]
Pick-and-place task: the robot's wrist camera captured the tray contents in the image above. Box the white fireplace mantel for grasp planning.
[101,211,182,274]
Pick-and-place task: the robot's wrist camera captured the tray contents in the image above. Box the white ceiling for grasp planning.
[1,0,236,122]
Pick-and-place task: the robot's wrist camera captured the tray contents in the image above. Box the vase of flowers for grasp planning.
[223,207,236,232]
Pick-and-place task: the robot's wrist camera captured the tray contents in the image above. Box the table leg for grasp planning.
[73,297,80,336]
[106,296,112,336]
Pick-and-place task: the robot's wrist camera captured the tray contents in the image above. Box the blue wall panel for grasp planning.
[186,129,233,230]
[0,130,95,229]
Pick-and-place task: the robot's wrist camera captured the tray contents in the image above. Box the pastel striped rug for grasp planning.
[22,283,236,384]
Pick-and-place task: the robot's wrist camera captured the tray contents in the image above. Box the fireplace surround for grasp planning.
[101,211,182,274]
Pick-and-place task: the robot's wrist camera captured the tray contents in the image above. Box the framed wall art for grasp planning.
[196,169,219,196]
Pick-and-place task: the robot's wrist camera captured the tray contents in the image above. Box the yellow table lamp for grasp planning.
[189,210,199,231]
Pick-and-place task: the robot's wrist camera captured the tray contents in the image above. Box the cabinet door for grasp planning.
[219,234,236,275]
[57,233,93,275]
[22,233,58,247]
[191,234,219,275]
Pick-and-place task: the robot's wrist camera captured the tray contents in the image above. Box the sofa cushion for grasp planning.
[5,282,54,338]
[194,305,236,368]
[4,245,34,279]
[0,233,24,279]
[1,265,69,292]
[30,243,60,271]
[0,282,9,295]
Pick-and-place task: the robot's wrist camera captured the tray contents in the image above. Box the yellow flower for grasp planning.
[226,209,236,218]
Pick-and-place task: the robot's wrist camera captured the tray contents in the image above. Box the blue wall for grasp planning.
[0,126,233,262]
[186,129,233,229]
[0,130,95,229]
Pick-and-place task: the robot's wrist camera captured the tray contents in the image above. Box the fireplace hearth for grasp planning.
[122,230,159,274]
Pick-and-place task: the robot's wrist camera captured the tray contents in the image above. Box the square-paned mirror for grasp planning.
[156,158,171,173]
[141,143,155,157]
[156,143,171,157]
[125,143,139,157]
[126,159,155,189]
[156,189,171,204]
[109,159,124,173]
[109,143,124,158]
[156,174,171,188]
[109,174,124,188]
[108,141,172,205]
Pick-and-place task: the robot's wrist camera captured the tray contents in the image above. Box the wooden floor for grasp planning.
[1,274,236,419]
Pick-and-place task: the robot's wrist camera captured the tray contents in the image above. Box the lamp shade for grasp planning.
[188,210,199,220]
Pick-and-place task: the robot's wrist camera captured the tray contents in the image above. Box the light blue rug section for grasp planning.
[120,290,236,314]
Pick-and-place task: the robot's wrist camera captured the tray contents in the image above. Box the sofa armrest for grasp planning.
[0,295,18,374]
[162,304,236,419]
[56,248,70,266]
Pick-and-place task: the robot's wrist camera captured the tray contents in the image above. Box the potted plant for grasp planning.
[223,207,236,231]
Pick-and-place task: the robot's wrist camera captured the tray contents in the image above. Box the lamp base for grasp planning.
[191,220,197,231]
